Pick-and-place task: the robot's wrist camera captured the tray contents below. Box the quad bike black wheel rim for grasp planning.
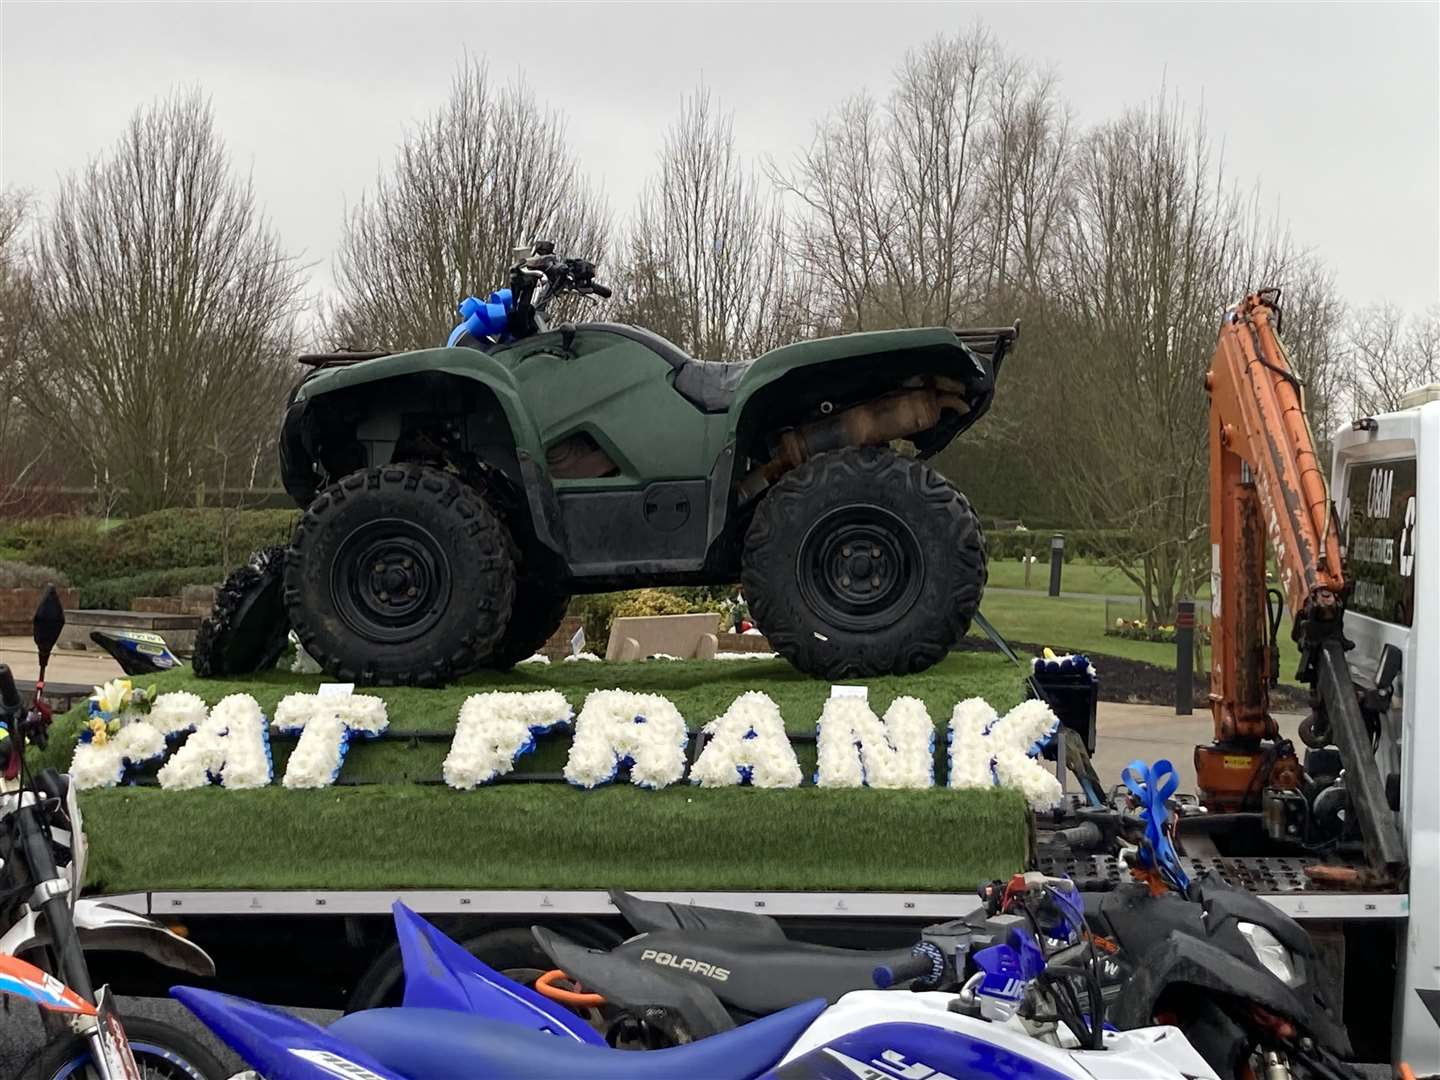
[796,505,924,632]
[331,518,453,644]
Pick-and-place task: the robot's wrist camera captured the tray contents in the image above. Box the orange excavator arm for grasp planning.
[1197,291,1404,871]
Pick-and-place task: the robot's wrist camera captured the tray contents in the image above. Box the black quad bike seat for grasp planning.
[590,323,752,413]
[534,925,925,1020]
[671,358,751,413]
[609,889,786,940]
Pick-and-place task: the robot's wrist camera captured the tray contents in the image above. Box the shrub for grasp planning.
[14,509,297,584]
[0,560,69,589]
[80,565,223,610]
[571,587,730,652]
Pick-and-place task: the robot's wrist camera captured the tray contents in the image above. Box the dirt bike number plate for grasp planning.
[95,986,142,1080]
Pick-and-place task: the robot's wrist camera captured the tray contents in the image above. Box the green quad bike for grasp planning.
[273,244,1018,685]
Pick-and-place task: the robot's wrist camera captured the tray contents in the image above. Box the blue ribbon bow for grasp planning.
[447,289,514,347]
[1122,758,1190,893]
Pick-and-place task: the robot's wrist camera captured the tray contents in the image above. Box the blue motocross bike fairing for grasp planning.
[327,999,828,1080]
[769,1022,1076,1080]
[171,986,404,1080]
[390,900,603,1044]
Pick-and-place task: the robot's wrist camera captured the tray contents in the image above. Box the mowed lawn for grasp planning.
[986,556,1158,597]
[43,653,1034,896]
[973,588,1303,686]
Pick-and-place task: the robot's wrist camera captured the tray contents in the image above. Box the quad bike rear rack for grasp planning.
[295,350,392,369]
[953,322,1021,369]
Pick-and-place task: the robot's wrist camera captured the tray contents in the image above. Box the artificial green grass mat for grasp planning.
[43,653,1031,895]
[77,785,1030,894]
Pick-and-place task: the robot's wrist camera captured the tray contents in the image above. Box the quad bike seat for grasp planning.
[327,1001,825,1080]
[610,889,786,939]
[535,925,925,1018]
[671,357,752,413]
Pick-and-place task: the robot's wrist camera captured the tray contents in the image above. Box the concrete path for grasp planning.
[0,635,123,684]
[1091,700,1303,795]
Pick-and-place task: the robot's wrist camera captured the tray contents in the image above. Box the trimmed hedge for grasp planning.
[80,565,224,610]
[7,509,297,586]
[0,560,69,588]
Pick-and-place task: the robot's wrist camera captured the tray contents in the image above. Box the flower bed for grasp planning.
[1106,618,1211,645]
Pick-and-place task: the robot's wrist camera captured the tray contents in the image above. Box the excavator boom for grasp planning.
[1198,291,1404,871]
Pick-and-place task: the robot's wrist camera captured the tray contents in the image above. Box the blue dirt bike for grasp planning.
[171,896,1219,1080]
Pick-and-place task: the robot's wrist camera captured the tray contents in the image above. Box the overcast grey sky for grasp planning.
[3,2,1437,312]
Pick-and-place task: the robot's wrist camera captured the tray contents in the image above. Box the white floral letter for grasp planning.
[815,696,934,789]
[273,692,391,789]
[157,694,272,790]
[947,697,1062,809]
[690,692,801,788]
[564,690,688,789]
[443,691,572,789]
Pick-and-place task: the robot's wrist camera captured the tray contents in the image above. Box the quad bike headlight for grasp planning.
[1238,921,1300,987]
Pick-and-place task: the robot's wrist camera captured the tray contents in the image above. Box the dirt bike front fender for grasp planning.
[1,898,216,978]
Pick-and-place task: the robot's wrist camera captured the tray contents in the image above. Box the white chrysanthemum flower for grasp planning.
[948,698,998,789]
[986,699,1060,758]
[282,716,349,789]
[147,691,208,737]
[815,696,933,789]
[273,693,389,737]
[443,691,572,789]
[158,693,270,790]
[993,743,1062,810]
[691,691,800,789]
[564,690,687,789]
[70,743,125,789]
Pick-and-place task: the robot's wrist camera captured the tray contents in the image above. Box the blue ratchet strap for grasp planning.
[1122,759,1190,892]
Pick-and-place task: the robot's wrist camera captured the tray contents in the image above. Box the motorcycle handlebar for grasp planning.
[873,943,943,988]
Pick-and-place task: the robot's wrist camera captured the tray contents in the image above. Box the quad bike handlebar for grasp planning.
[505,244,612,339]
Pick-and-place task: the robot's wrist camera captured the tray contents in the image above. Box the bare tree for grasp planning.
[1040,96,1252,623]
[612,87,813,360]
[1346,304,1440,415]
[775,28,1002,332]
[0,189,61,513]
[329,59,609,351]
[1266,259,1348,470]
[978,58,1073,300]
[771,92,891,332]
[23,93,303,514]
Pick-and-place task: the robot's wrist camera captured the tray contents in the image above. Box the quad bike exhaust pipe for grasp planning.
[738,385,968,502]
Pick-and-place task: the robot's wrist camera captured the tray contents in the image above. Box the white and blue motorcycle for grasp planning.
[172,892,1219,1080]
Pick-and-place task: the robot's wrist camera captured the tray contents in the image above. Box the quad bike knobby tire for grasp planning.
[284,464,516,686]
[742,447,986,679]
[192,545,290,678]
[487,565,571,671]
